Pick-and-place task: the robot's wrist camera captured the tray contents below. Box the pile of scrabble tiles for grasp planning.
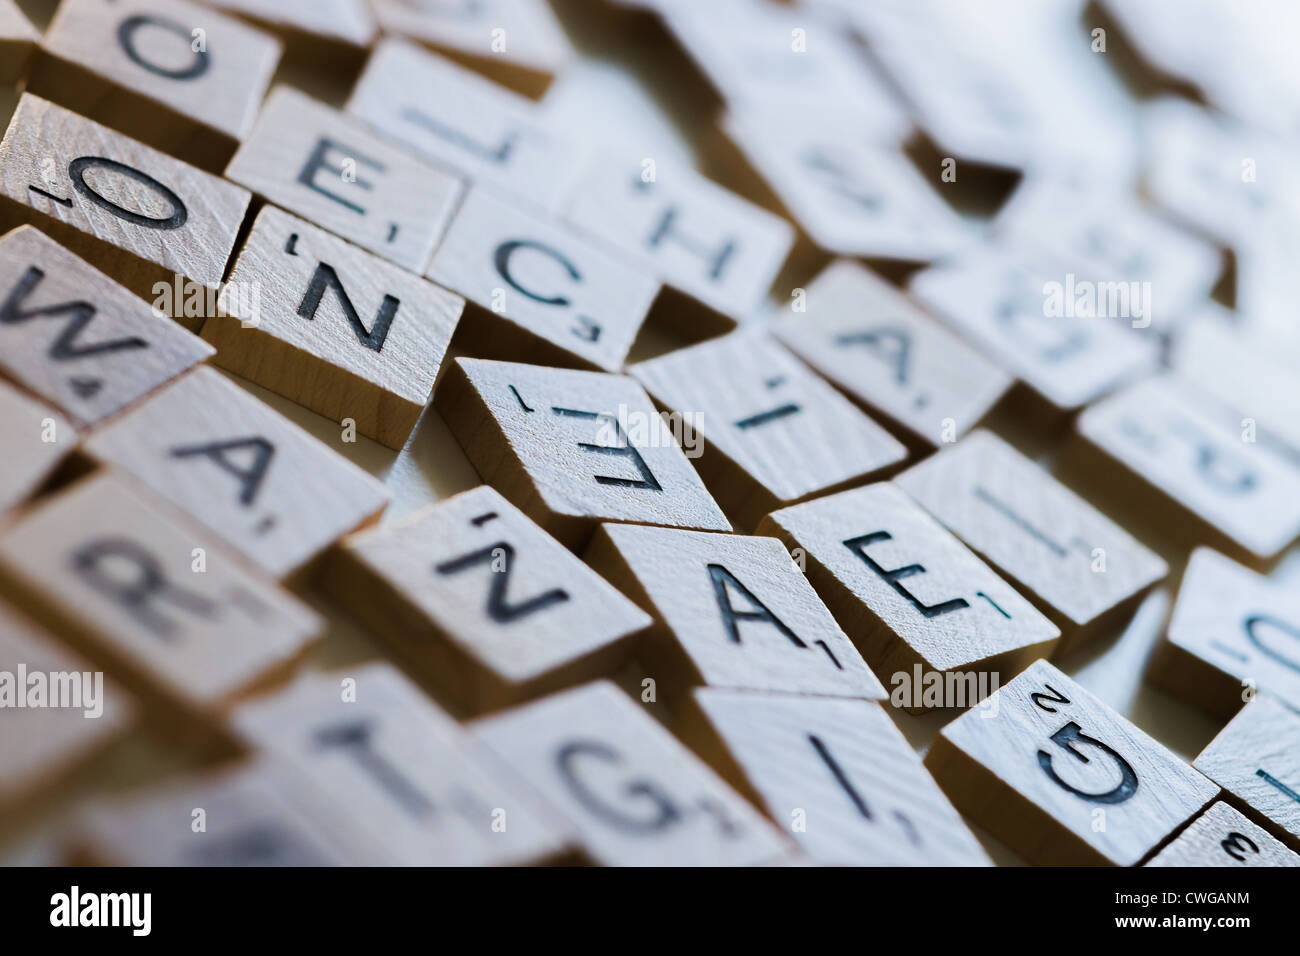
[0,0,1298,867]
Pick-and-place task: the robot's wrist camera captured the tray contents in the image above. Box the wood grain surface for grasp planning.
[322,485,651,713]
[203,205,463,449]
[83,366,390,579]
[586,522,885,701]
[435,356,730,549]
[927,659,1218,865]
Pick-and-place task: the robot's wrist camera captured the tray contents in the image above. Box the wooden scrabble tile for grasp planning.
[758,482,1059,704]
[321,486,651,713]
[28,0,281,171]
[1142,98,1295,249]
[845,7,1127,181]
[909,247,1161,414]
[770,260,1011,448]
[347,38,582,213]
[1071,376,1300,564]
[631,329,907,527]
[83,366,390,579]
[0,472,322,724]
[585,523,885,701]
[435,358,729,550]
[1149,549,1300,720]
[661,0,907,140]
[0,225,213,420]
[225,86,464,273]
[0,601,133,814]
[201,206,463,450]
[1195,694,1300,850]
[0,381,74,515]
[837,8,1039,170]
[0,0,37,83]
[426,187,656,373]
[896,431,1168,650]
[369,0,573,99]
[0,93,251,304]
[1146,801,1300,867]
[1173,316,1300,460]
[1095,3,1236,115]
[75,758,395,865]
[472,680,791,865]
[926,659,1218,865]
[564,153,795,331]
[1121,4,1300,139]
[206,0,376,51]
[232,663,573,865]
[681,689,990,865]
[1234,238,1300,368]
[995,178,1221,330]
[722,108,969,262]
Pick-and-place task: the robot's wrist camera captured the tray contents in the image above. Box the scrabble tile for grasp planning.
[232,663,573,865]
[1071,376,1300,564]
[472,680,790,865]
[28,0,280,170]
[0,472,322,724]
[846,5,1132,181]
[909,248,1161,415]
[1118,3,1300,141]
[631,329,907,527]
[206,0,377,51]
[721,108,969,262]
[661,0,907,141]
[0,0,37,83]
[840,9,1039,170]
[1234,237,1300,362]
[926,659,1218,865]
[321,486,651,713]
[995,178,1221,331]
[1142,97,1298,248]
[585,523,885,701]
[1233,239,1300,372]
[564,154,795,332]
[1096,2,1237,115]
[1149,549,1300,720]
[83,366,390,579]
[1146,801,1300,868]
[758,482,1059,704]
[896,431,1168,650]
[770,260,1011,448]
[0,601,133,814]
[347,38,582,213]
[225,86,464,273]
[201,207,463,450]
[435,358,729,550]
[1195,695,1300,851]
[1172,316,1300,460]
[426,187,656,373]
[681,689,990,865]
[0,225,213,420]
[0,93,251,304]
[369,0,573,99]
[0,381,74,515]
[75,759,395,865]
